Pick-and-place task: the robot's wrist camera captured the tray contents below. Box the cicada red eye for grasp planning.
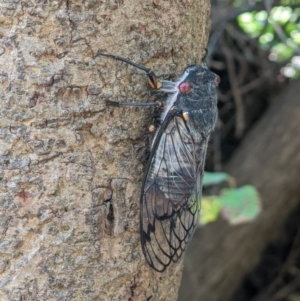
[178,81,192,93]
[216,75,221,84]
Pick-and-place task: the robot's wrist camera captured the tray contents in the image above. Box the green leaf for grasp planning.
[203,172,230,186]
[270,6,293,24]
[237,12,265,37]
[236,7,299,63]
[285,22,296,35]
[271,43,294,61]
[291,30,300,44]
[259,32,274,45]
[219,185,261,225]
[200,196,221,225]
[287,294,300,301]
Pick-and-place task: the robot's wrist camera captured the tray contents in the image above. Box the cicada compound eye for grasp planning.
[216,75,221,85]
[178,81,192,93]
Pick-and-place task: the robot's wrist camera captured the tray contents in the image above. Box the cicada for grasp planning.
[99,52,219,272]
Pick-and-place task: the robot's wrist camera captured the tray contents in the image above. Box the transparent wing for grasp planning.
[140,113,208,272]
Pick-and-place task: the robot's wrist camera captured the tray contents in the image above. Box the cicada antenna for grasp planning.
[97,51,162,90]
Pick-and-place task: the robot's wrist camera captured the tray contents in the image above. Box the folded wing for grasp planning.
[140,113,207,272]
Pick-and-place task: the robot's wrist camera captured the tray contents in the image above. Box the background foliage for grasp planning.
[196,1,300,300]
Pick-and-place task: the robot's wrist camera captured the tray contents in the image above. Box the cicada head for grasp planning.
[179,65,219,94]
[175,65,219,140]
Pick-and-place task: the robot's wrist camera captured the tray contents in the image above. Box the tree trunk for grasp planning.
[179,79,300,301]
[0,1,211,300]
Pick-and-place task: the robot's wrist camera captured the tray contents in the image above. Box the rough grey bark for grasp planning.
[179,79,300,301]
[0,1,211,300]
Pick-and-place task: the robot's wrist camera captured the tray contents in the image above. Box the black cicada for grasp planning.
[99,52,219,272]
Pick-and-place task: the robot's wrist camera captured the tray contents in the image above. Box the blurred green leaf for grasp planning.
[237,12,265,37]
[271,43,294,60]
[200,196,221,225]
[270,6,293,24]
[287,294,300,301]
[219,185,261,225]
[291,30,300,44]
[233,0,243,7]
[256,10,268,22]
[259,32,274,45]
[237,6,299,68]
[281,0,300,5]
[265,24,275,34]
[203,172,230,186]
[285,23,297,35]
